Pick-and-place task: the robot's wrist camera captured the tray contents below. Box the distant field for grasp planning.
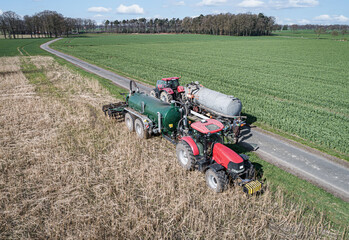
[273,29,349,40]
[51,34,349,157]
[0,38,50,56]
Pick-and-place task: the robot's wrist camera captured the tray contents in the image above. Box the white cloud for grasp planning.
[174,1,186,6]
[88,7,112,13]
[314,14,331,21]
[0,9,3,15]
[288,0,318,7]
[334,15,349,22]
[269,0,318,9]
[197,0,227,7]
[116,4,144,14]
[93,14,104,18]
[238,0,265,8]
[298,19,310,24]
[212,9,228,14]
[314,14,349,23]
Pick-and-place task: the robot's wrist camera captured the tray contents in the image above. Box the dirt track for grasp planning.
[41,39,349,202]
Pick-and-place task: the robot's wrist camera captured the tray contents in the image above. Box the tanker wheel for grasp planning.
[205,169,229,193]
[134,118,150,139]
[160,91,173,103]
[125,113,135,132]
[150,90,157,98]
[176,141,195,170]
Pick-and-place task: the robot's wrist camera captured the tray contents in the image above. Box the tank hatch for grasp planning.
[191,119,224,134]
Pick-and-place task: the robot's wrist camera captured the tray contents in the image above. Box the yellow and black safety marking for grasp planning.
[243,180,262,195]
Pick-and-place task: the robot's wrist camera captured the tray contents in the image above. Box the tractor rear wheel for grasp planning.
[125,113,135,132]
[160,91,173,103]
[150,90,157,98]
[205,169,229,193]
[176,141,195,170]
[134,118,149,139]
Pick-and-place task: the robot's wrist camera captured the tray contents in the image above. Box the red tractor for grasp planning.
[150,77,185,102]
[176,118,259,193]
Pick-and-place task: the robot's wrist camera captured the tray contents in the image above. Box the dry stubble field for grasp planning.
[0,56,341,239]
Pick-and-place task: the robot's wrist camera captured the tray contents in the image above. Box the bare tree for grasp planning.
[2,11,21,39]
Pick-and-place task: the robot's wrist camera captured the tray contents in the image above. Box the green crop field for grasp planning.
[52,34,349,159]
[0,38,51,56]
[273,29,349,40]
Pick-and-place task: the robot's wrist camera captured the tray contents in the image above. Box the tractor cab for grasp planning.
[150,77,185,103]
[158,77,180,89]
[188,119,225,157]
[190,119,224,134]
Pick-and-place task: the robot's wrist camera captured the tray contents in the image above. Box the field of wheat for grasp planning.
[0,56,342,239]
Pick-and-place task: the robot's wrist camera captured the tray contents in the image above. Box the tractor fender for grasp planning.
[162,88,174,95]
[177,86,185,93]
[208,163,226,172]
[181,136,199,156]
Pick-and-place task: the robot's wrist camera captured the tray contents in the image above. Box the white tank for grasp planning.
[185,83,242,117]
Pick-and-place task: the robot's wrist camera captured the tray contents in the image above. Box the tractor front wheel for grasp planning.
[125,113,135,132]
[205,169,229,193]
[160,91,173,103]
[176,141,195,170]
[134,118,149,139]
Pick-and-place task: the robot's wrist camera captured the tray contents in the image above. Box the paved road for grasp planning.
[41,39,349,202]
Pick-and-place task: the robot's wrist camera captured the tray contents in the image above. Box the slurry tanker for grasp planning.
[103,81,261,194]
[150,78,246,143]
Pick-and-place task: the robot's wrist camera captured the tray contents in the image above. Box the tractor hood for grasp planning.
[212,143,245,173]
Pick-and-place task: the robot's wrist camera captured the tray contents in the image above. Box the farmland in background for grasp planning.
[0,38,51,56]
[1,56,347,238]
[273,29,349,40]
[51,34,349,159]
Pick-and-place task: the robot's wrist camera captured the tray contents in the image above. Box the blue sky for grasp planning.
[1,0,348,25]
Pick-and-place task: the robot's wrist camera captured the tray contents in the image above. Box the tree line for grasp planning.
[1,10,277,38]
[0,10,96,39]
[2,9,348,39]
[104,13,275,36]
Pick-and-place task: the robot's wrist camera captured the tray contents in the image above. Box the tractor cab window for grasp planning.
[157,80,167,88]
[169,79,179,89]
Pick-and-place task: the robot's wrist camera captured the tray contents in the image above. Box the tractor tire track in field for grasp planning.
[41,38,349,202]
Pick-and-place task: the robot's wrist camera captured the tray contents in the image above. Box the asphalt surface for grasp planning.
[41,39,349,202]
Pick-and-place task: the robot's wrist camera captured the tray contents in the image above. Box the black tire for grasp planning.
[134,118,149,139]
[176,141,196,170]
[244,160,255,180]
[205,169,229,193]
[125,113,135,132]
[160,91,173,103]
[150,90,157,98]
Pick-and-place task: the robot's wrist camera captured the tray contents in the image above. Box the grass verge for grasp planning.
[230,144,349,233]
